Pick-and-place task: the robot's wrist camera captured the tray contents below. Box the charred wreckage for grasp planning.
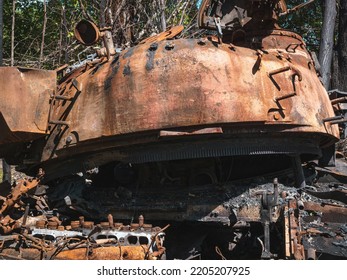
[0,0,347,260]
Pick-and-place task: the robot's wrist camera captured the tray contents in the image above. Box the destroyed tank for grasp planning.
[0,0,346,260]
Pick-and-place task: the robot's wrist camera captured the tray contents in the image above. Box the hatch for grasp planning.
[198,0,288,33]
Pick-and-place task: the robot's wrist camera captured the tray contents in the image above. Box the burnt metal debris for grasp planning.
[0,0,346,260]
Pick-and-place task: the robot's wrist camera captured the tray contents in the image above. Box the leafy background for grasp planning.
[0,0,326,69]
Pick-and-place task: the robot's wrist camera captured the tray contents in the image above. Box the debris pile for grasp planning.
[1,160,346,260]
[0,171,167,260]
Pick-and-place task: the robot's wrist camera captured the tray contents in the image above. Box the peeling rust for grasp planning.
[123,62,131,76]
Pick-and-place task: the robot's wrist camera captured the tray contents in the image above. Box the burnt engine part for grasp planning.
[0,211,167,260]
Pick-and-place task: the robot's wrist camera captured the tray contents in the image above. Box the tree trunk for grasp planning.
[338,0,347,91]
[0,1,9,183]
[39,0,47,68]
[315,0,337,166]
[179,0,190,26]
[319,0,337,90]
[159,0,167,32]
[63,3,68,64]
[11,0,16,66]
[100,0,106,27]
[58,4,63,65]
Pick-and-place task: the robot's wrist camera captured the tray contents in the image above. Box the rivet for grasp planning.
[149,43,158,51]
[198,38,206,45]
[66,135,73,144]
[165,42,175,50]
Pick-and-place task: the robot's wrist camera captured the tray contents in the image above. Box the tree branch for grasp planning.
[11,0,16,66]
[39,0,47,68]
[319,0,337,89]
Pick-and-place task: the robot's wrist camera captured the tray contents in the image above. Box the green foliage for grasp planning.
[165,0,200,38]
[2,0,85,68]
[0,0,325,68]
[279,0,323,52]
[3,1,44,65]
[166,0,197,26]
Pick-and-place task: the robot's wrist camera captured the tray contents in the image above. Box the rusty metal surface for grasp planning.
[303,202,347,223]
[54,245,151,260]
[0,67,55,145]
[1,246,157,260]
[0,171,167,260]
[0,0,346,260]
[284,199,305,259]
[159,127,223,137]
[0,170,44,235]
[139,25,184,44]
[49,33,338,143]
[281,191,347,259]
[0,175,42,216]
[0,0,339,180]
[0,215,167,260]
[33,29,338,177]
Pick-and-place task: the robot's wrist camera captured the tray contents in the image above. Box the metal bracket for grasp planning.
[286,43,304,53]
[159,127,223,138]
[48,120,70,126]
[323,115,343,123]
[260,178,279,259]
[47,78,82,130]
[268,65,302,102]
[72,79,83,92]
[214,17,223,39]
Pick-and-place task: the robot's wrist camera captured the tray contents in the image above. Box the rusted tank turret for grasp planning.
[0,0,338,179]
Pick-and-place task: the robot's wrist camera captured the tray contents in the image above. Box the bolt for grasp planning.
[108,214,114,228]
[66,135,73,144]
[229,43,236,51]
[149,43,158,51]
[198,38,207,45]
[165,42,175,50]
[139,215,144,227]
[79,216,85,227]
